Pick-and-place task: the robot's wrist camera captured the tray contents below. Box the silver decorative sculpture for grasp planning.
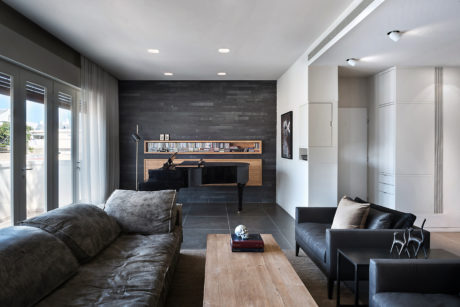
[234,225,249,239]
[407,218,427,258]
[390,229,411,257]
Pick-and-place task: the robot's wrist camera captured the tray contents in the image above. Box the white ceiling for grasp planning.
[5,0,353,80]
[313,0,460,77]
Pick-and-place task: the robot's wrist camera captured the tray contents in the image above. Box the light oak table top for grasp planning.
[203,234,318,307]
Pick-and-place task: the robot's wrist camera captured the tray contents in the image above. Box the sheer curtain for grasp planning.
[79,56,119,205]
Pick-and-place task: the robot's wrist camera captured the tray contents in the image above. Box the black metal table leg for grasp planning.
[237,183,245,212]
[337,250,341,307]
[354,265,359,307]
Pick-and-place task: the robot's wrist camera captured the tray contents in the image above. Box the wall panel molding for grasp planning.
[434,67,443,214]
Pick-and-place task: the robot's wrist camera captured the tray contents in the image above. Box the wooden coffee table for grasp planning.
[204,234,317,307]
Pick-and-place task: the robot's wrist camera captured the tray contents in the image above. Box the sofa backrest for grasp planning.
[354,197,416,229]
[21,204,121,263]
[105,189,178,235]
[0,226,79,307]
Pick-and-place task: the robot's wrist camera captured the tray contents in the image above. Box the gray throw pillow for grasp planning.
[105,189,177,234]
[331,196,370,229]
[21,204,121,263]
[0,226,79,307]
[365,208,393,229]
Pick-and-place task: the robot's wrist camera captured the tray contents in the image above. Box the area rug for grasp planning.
[165,249,357,307]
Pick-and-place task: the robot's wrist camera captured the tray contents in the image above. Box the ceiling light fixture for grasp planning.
[346,58,358,66]
[218,48,230,54]
[147,49,160,54]
[217,72,227,76]
[387,30,402,42]
[164,72,173,76]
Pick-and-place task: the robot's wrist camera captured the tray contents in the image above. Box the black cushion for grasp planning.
[295,223,330,263]
[373,293,460,307]
[365,208,393,229]
[354,197,416,229]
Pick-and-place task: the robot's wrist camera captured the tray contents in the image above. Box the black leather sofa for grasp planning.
[295,200,430,299]
[369,259,460,307]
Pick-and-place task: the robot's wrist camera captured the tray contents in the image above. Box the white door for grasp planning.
[338,108,368,200]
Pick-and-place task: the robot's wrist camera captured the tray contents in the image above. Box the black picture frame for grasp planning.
[281,111,292,159]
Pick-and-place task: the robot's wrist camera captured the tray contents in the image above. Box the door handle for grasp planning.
[22,167,33,171]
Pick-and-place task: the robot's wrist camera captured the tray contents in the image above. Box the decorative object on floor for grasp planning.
[407,218,427,258]
[281,111,292,159]
[231,233,264,252]
[130,124,142,191]
[390,229,410,257]
[234,224,249,239]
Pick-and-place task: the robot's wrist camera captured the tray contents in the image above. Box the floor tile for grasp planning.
[181,229,230,249]
[188,203,227,216]
[184,216,229,229]
[227,203,266,216]
[228,215,277,232]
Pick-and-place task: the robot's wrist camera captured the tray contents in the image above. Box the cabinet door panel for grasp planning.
[309,103,332,147]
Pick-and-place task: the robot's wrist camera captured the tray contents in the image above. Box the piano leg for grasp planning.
[237,183,245,212]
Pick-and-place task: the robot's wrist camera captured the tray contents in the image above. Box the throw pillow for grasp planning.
[365,208,393,229]
[21,204,121,263]
[393,213,417,229]
[331,196,370,229]
[105,189,177,234]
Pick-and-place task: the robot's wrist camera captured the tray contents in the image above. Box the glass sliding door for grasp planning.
[0,72,12,228]
[57,91,73,207]
[25,81,47,218]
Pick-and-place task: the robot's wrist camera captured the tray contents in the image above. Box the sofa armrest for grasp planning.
[326,229,431,279]
[370,259,460,299]
[295,207,336,224]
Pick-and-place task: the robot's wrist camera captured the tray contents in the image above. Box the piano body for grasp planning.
[139,159,249,212]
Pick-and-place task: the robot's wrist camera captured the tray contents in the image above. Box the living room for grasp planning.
[1,0,460,306]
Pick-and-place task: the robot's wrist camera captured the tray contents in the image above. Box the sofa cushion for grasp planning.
[36,228,182,307]
[21,204,121,263]
[295,223,330,263]
[373,292,460,307]
[0,226,79,307]
[105,189,177,234]
[354,197,416,229]
[331,197,370,229]
[365,208,393,229]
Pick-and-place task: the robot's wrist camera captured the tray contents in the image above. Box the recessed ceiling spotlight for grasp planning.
[217,72,227,76]
[164,72,173,76]
[147,49,160,54]
[218,48,230,54]
[346,58,358,66]
[387,30,402,42]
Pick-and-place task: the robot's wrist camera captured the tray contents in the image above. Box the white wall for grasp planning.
[276,56,309,218]
[308,66,338,207]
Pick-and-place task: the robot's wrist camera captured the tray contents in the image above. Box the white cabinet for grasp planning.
[377,104,395,174]
[309,103,333,147]
[369,67,435,212]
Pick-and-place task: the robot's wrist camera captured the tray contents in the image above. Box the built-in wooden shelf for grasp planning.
[144,140,262,155]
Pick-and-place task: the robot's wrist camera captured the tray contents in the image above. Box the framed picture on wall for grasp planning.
[281,111,293,159]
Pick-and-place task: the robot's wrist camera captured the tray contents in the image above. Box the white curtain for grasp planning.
[79,56,119,205]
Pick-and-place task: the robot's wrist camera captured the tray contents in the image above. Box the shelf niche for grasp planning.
[144,140,262,155]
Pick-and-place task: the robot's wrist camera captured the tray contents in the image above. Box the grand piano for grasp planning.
[139,154,249,212]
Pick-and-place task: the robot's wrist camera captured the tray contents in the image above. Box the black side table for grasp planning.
[336,248,458,307]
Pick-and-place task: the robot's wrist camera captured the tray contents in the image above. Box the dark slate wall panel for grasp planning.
[118,81,276,204]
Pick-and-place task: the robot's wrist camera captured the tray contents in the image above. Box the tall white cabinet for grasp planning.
[369,67,435,214]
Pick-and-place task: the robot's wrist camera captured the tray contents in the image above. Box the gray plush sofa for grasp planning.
[369,259,460,307]
[0,189,182,307]
[295,199,430,299]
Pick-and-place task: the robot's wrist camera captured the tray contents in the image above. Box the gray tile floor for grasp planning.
[181,203,296,249]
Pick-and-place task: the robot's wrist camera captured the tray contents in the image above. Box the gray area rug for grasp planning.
[165,249,357,307]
